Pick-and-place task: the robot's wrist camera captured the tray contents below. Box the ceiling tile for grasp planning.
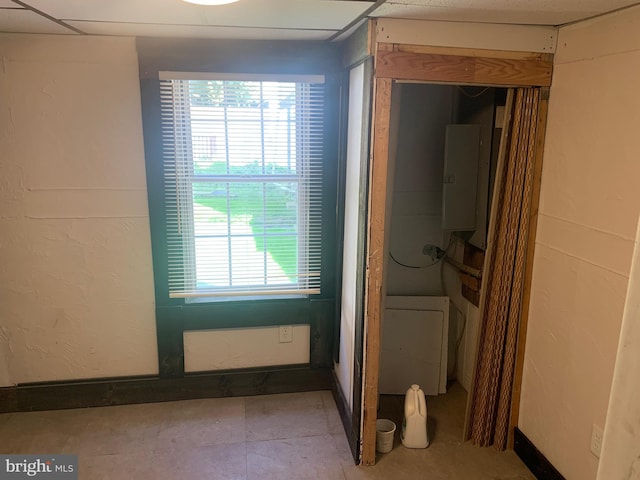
[66,20,336,40]
[26,0,372,30]
[382,0,637,11]
[0,0,22,7]
[332,17,367,42]
[374,0,639,25]
[0,9,76,33]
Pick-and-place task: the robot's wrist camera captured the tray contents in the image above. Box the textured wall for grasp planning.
[0,34,158,385]
[184,326,310,372]
[0,33,313,386]
[519,6,640,479]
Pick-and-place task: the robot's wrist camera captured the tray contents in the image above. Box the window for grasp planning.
[159,72,325,298]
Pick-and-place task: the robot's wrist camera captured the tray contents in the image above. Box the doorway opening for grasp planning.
[377,82,508,453]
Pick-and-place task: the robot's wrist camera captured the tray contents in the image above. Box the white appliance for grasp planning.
[379,296,449,396]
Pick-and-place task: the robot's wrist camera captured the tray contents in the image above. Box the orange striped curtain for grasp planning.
[468,87,541,450]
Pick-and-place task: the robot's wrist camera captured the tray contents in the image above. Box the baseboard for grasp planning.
[330,370,359,464]
[0,366,331,413]
[514,427,565,480]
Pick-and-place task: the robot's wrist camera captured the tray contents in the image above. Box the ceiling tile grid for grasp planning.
[27,0,373,29]
[0,0,638,40]
[65,21,335,40]
[0,8,76,34]
[2,0,374,38]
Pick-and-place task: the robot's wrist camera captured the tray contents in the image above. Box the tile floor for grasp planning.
[0,382,534,479]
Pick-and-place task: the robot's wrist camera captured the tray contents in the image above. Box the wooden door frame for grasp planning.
[360,41,552,465]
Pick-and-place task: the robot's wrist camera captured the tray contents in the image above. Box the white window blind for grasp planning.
[159,72,325,298]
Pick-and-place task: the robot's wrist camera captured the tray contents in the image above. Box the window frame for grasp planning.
[137,38,342,377]
[161,75,324,300]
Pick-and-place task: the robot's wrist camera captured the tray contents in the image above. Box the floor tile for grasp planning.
[0,413,19,453]
[320,391,344,435]
[71,401,168,456]
[433,441,535,480]
[247,434,345,480]
[151,442,247,480]
[330,431,358,465]
[79,450,154,480]
[376,383,468,447]
[0,408,93,454]
[245,391,328,441]
[341,382,534,480]
[0,413,13,428]
[156,396,245,450]
[0,382,535,480]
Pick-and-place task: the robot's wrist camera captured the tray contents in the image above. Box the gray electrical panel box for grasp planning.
[442,124,481,231]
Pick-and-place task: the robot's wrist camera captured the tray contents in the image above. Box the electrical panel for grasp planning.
[442,124,481,231]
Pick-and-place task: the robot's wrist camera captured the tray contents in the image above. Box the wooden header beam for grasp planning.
[375,43,552,87]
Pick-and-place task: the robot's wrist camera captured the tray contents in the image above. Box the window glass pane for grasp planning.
[228,182,264,236]
[195,235,229,288]
[264,182,298,234]
[192,182,228,236]
[265,235,298,283]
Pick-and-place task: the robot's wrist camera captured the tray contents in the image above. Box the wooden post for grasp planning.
[360,76,393,466]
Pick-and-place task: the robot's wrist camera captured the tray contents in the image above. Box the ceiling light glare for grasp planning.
[183,0,239,5]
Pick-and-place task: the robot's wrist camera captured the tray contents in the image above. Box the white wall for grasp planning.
[184,325,310,372]
[441,238,480,392]
[387,84,454,295]
[336,63,367,408]
[0,33,311,387]
[519,6,640,479]
[0,34,158,385]
[597,217,640,480]
[375,18,557,53]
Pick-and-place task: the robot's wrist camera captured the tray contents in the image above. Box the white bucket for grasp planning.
[376,419,396,453]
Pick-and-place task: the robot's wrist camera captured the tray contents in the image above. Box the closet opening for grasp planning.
[376,82,508,451]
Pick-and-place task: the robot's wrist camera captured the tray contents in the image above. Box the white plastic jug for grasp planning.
[401,384,429,448]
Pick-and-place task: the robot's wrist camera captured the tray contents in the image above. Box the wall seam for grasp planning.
[537,212,636,241]
[555,45,640,66]
[535,241,630,279]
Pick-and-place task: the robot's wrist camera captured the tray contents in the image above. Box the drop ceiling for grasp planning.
[0,0,638,40]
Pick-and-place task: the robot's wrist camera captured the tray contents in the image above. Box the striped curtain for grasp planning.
[468,87,541,450]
